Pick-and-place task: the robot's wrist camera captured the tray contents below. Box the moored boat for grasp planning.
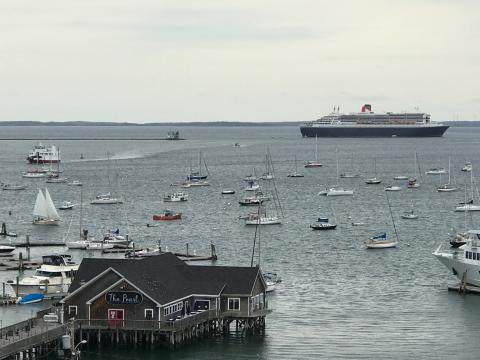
[153,210,182,220]
[310,217,337,230]
[365,232,398,249]
[163,192,188,202]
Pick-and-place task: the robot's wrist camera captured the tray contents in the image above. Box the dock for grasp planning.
[448,283,480,295]
[0,309,65,360]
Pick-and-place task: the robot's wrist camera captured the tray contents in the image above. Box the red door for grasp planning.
[108,309,124,326]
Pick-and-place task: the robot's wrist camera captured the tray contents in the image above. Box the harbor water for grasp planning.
[1,125,480,359]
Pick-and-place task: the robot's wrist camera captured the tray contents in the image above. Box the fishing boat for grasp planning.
[26,144,60,164]
[59,201,74,210]
[401,209,419,219]
[9,255,79,296]
[17,293,44,304]
[310,217,337,230]
[91,192,123,204]
[32,188,60,225]
[304,136,323,168]
[239,198,264,206]
[0,245,15,254]
[433,230,480,287]
[287,155,304,177]
[2,184,27,190]
[163,192,188,202]
[153,210,182,221]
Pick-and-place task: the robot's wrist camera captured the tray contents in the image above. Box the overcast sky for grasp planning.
[1,0,478,123]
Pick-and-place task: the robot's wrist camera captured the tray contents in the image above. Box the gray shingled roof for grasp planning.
[69,253,260,304]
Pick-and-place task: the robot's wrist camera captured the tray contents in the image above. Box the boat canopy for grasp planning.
[372,232,387,240]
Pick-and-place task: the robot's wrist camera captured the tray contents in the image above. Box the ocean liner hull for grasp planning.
[300,125,449,137]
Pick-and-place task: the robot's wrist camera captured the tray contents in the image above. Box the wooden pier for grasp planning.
[72,309,270,348]
[0,309,65,360]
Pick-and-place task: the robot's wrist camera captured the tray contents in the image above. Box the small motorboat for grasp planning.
[310,217,337,230]
[59,201,74,210]
[461,162,472,172]
[46,176,68,183]
[0,245,15,254]
[221,189,235,195]
[401,211,418,219]
[385,185,402,191]
[407,178,420,188]
[365,177,382,184]
[153,210,182,221]
[68,180,83,186]
[425,168,447,175]
[239,198,264,206]
[17,293,45,304]
[2,184,27,190]
[393,175,408,180]
[163,192,188,202]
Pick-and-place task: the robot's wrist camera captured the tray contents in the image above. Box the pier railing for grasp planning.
[74,309,218,332]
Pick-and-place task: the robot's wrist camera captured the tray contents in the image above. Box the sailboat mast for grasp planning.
[385,191,400,242]
[315,135,318,162]
[80,185,83,240]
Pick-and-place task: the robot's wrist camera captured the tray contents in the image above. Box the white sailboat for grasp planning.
[91,153,123,204]
[437,157,457,192]
[455,168,480,211]
[287,154,304,177]
[365,192,398,249]
[327,149,353,196]
[339,153,360,178]
[408,152,420,188]
[304,136,322,168]
[401,202,419,219]
[365,158,382,184]
[32,188,60,225]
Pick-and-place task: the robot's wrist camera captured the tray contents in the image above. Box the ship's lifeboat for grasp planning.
[152,210,182,221]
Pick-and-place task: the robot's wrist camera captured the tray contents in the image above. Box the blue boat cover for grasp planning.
[373,232,387,240]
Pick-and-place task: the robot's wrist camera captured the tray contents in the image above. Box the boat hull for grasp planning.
[300,125,449,138]
[366,240,398,249]
[153,214,182,220]
[32,219,59,225]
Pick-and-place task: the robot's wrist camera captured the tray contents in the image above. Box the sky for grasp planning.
[0,0,479,123]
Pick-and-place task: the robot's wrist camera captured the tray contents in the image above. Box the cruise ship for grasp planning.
[26,143,60,164]
[300,104,449,137]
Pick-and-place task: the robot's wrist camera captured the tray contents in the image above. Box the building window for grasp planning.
[228,298,240,311]
[68,306,77,316]
[145,309,154,319]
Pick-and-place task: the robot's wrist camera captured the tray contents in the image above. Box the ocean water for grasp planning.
[1,125,480,359]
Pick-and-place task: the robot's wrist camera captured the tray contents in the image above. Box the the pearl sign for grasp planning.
[105,291,143,305]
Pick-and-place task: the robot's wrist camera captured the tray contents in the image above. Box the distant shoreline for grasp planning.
[0,120,477,127]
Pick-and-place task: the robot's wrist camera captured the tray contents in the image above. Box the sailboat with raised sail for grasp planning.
[304,136,322,168]
[327,149,353,196]
[33,188,60,225]
[437,157,457,192]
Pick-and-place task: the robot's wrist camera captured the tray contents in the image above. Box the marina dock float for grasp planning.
[448,283,480,295]
[0,242,66,247]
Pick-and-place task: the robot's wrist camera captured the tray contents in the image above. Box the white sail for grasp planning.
[44,188,60,220]
[33,189,48,218]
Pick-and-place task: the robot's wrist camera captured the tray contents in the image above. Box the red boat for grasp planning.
[152,210,182,221]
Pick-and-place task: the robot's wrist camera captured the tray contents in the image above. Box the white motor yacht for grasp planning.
[163,192,188,202]
[326,187,354,196]
[91,193,123,204]
[433,230,480,287]
[8,255,78,296]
